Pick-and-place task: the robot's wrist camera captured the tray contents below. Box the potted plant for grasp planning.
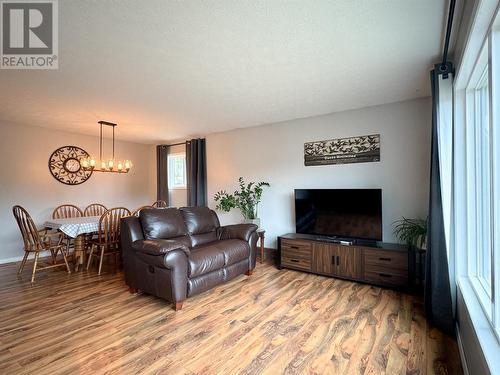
[214,177,270,227]
[393,216,428,287]
[393,217,428,249]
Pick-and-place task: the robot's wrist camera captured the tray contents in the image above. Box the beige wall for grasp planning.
[0,122,156,263]
[206,98,432,248]
[1,97,431,260]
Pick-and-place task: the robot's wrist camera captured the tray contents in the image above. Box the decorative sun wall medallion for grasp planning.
[48,146,93,185]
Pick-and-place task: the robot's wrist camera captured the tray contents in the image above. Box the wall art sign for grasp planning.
[48,146,93,185]
[304,134,380,166]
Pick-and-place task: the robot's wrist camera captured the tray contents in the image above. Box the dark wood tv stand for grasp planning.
[277,233,410,289]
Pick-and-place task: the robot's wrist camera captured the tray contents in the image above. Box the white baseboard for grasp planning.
[0,255,24,265]
[0,251,51,265]
[456,323,470,375]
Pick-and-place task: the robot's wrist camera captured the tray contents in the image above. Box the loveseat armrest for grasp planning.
[132,239,190,257]
[128,239,189,305]
[218,224,258,242]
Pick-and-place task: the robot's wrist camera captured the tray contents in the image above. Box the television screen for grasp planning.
[295,189,382,241]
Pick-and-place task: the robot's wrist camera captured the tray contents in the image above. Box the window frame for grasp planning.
[453,1,500,370]
[465,36,494,321]
[475,63,492,300]
[167,152,187,190]
[491,22,500,336]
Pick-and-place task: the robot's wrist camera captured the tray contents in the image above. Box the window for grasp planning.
[168,153,186,189]
[474,66,492,298]
[454,2,500,369]
[461,10,500,335]
[466,41,494,318]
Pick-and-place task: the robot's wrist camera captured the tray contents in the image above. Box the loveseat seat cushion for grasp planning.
[140,208,188,240]
[188,239,250,277]
[180,207,220,247]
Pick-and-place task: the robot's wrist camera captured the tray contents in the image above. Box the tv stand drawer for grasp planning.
[364,263,407,277]
[363,249,407,270]
[281,256,311,271]
[281,239,312,258]
[364,269,408,287]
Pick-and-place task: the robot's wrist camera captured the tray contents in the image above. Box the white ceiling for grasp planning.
[0,0,449,144]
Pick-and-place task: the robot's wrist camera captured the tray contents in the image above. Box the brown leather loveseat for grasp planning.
[120,206,258,310]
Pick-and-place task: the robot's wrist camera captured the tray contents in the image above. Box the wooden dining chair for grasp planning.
[52,204,83,219]
[84,203,108,217]
[86,207,131,275]
[83,204,109,254]
[131,205,154,216]
[13,205,71,283]
[151,200,167,208]
[52,204,84,264]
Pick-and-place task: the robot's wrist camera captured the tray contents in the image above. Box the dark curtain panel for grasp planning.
[425,69,454,335]
[156,145,169,204]
[186,138,207,207]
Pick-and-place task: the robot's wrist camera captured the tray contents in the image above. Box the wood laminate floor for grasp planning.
[0,258,462,375]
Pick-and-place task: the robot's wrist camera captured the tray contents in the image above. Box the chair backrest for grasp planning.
[52,204,83,219]
[84,203,107,217]
[151,200,167,208]
[12,205,42,251]
[97,207,131,244]
[131,205,154,217]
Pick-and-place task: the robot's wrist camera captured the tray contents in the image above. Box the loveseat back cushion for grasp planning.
[140,208,189,240]
[180,207,220,247]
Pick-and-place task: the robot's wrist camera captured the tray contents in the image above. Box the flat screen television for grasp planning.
[295,189,382,241]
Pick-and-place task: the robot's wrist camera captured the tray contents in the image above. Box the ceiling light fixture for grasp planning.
[81,121,132,173]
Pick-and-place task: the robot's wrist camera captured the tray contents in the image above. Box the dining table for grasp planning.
[43,216,100,271]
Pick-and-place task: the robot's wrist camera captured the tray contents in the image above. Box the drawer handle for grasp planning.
[331,256,335,265]
[379,257,391,261]
[379,273,392,278]
[290,259,300,263]
[336,256,339,266]
[290,246,299,249]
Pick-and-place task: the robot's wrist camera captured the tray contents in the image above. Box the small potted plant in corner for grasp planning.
[393,217,428,250]
[393,216,428,288]
[214,177,270,227]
